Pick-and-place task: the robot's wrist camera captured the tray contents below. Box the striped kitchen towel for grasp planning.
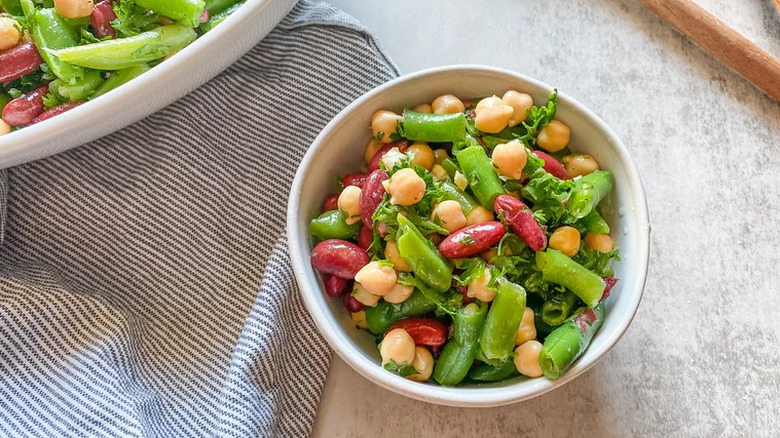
[0,2,399,437]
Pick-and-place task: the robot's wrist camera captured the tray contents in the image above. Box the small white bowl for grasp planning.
[287,65,650,407]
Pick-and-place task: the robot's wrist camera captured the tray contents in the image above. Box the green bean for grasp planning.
[539,302,605,380]
[526,294,556,337]
[51,24,197,70]
[479,278,526,361]
[308,210,361,241]
[402,109,467,143]
[199,2,241,32]
[455,146,505,210]
[577,209,610,235]
[49,69,103,101]
[204,0,242,14]
[467,358,520,382]
[0,0,23,15]
[433,302,488,386]
[23,4,85,82]
[567,170,614,220]
[365,289,437,334]
[91,64,151,99]
[438,180,477,214]
[541,290,579,326]
[536,250,605,309]
[135,0,205,27]
[440,158,460,178]
[396,213,452,293]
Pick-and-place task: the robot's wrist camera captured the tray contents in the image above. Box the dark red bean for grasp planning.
[344,294,365,312]
[90,0,117,39]
[322,193,339,212]
[494,195,547,251]
[342,173,369,188]
[323,274,350,297]
[388,317,448,347]
[438,221,506,259]
[311,239,370,279]
[199,9,210,24]
[368,140,409,171]
[532,150,570,180]
[0,42,45,84]
[360,169,388,227]
[601,277,618,300]
[2,86,48,126]
[357,225,372,250]
[32,101,85,124]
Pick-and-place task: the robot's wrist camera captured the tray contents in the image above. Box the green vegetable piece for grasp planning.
[199,2,240,32]
[440,158,460,178]
[539,302,605,380]
[50,24,197,70]
[49,69,103,101]
[204,0,242,14]
[578,209,611,234]
[308,210,361,241]
[479,277,527,361]
[541,290,579,326]
[135,0,206,27]
[567,170,614,220]
[396,213,452,293]
[536,250,605,309]
[456,146,505,210]
[467,358,519,382]
[433,302,488,386]
[365,289,437,335]
[24,4,85,83]
[402,109,467,143]
[91,64,151,99]
[0,0,23,15]
[0,94,11,112]
[438,180,477,215]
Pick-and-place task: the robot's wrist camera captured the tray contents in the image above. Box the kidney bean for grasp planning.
[199,9,210,24]
[342,173,368,188]
[311,239,370,279]
[357,225,372,250]
[32,101,85,124]
[389,317,448,347]
[2,86,48,126]
[601,277,618,300]
[493,195,547,251]
[322,193,339,212]
[344,293,365,312]
[323,274,350,297]
[368,140,409,171]
[0,42,45,84]
[532,150,570,180]
[90,0,117,39]
[438,221,505,259]
[360,169,388,227]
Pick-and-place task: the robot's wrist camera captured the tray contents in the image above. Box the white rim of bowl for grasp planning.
[288,65,651,406]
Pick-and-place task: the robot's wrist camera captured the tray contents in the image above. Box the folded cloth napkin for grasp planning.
[0,2,398,437]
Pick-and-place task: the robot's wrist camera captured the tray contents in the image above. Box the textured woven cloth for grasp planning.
[0,2,398,437]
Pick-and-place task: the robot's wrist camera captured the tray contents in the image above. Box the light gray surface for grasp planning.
[311,1,780,436]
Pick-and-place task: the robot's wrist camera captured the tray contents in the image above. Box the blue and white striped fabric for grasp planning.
[0,2,399,436]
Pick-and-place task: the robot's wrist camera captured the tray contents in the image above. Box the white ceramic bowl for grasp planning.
[0,0,296,168]
[288,65,650,407]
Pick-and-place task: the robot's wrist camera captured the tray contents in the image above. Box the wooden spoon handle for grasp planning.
[637,0,780,101]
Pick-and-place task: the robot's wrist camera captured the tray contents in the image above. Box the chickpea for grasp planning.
[365,139,383,163]
[380,328,416,366]
[383,283,414,304]
[585,233,614,253]
[54,0,94,19]
[515,307,537,345]
[453,171,468,191]
[481,248,498,262]
[466,206,494,225]
[491,140,527,180]
[355,261,397,296]
[431,200,467,234]
[549,226,581,257]
[467,267,495,302]
[432,94,465,115]
[408,142,434,170]
[351,283,380,307]
[381,147,406,170]
[537,120,570,152]
[384,240,411,272]
[430,164,448,182]
[563,154,600,178]
[407,346,434,382]
[388,168,426,206]
[433,149,449,164]
[502,90,534,127]
[371,110,401,143]
[474,96,513,134]
[514,340,544,377]
[337,186,362,225]
[351,310,369,329]
[0,119,11,136]
[0,16,22,51]
[412,103,433,114]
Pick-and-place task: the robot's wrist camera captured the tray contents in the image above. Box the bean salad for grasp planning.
[309,89,621,385]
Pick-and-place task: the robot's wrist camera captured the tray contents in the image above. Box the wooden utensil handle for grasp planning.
[637,0,780,101]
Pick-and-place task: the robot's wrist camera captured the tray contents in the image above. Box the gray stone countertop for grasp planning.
[312,1,780,436]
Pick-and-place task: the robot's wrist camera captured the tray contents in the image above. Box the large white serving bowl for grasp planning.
[0,0,296,168]
[288,65,650,407]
